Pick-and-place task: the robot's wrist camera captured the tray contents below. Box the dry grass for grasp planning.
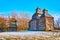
[0,32,60,40]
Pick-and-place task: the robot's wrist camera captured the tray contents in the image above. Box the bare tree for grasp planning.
[18,12,30,31]
[54,18,60,30]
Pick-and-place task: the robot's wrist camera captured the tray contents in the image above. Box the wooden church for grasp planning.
[7,11,18,32]
[8,17,17,32]
[29,7,54,31]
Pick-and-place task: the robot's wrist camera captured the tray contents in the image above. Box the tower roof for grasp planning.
[36,7,41,13]
[41,8,53,17]
[43,8,48,12]
[36,7,40,10]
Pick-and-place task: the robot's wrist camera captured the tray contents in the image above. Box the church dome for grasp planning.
[36,7,41,13]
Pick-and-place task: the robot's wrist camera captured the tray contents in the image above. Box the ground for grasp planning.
[0,31,60,40]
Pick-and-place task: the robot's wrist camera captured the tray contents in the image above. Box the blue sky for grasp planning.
[0,0,60,20]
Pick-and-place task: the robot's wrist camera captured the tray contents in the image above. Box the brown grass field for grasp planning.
[0,31,60,40]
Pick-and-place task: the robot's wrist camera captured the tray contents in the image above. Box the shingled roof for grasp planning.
[9,23,17,27]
